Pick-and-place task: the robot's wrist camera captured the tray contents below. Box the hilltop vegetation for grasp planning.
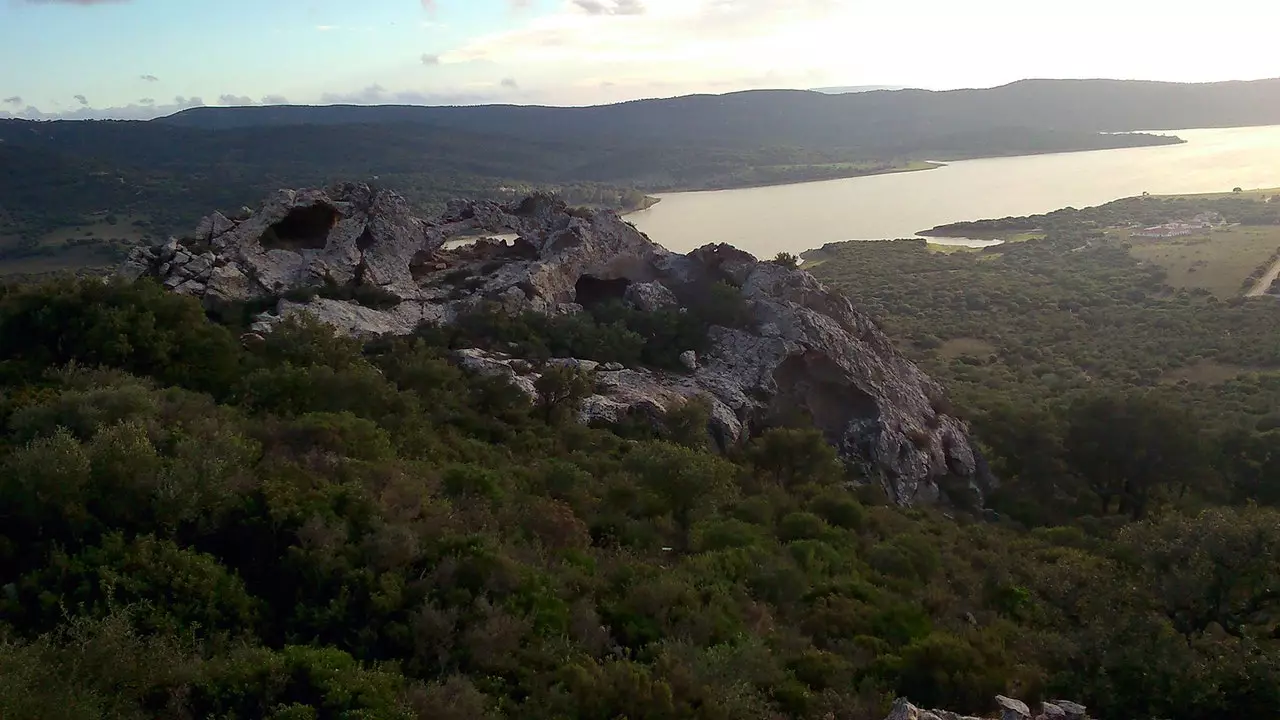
[807,190,1280,525]
[0,272,1279,719]
[0,278,1274,712]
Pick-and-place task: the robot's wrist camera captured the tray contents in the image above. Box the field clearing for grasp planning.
[1160,360,1273,386]
[937,337,997,358]
[1159,187,1280,202]
[1122,225,1280,298]
[39,216,151,247]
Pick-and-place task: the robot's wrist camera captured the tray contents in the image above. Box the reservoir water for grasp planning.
[627,125,1280,256]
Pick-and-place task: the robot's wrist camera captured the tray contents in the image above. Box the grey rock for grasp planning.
[118,249,153,281]
[273,298,445,338]
[1051,701,1086,720]
[195,211,236,240]
[1041,701,1067,719]
[125,183,994,507]
[996,695,1030,720]
[546,358,600,374]
[453,349,539,399]
[603,362,625,372]
[184,254,214,279]
[624,280,678,312]
[883,699,978,720]
[204,264,253,304]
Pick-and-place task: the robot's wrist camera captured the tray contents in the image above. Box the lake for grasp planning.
[627,126,1280,256]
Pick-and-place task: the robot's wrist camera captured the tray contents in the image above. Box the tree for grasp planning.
[534,365,594,423]
[1064,393,1209,519]
[772,252,799,270]
[624,441,738,551]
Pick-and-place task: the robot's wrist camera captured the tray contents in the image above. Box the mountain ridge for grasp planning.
[156,77,1280,141]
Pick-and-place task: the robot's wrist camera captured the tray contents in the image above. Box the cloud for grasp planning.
[573,0,645,15]
[138,98,155,105]
[140,74,159,82]
[73,94,88,105]
[439,0,848,91]
[315,25,339,31]
[2,96,22,105]
[20,0,129,4]
[420,53,441,66]
[218,94,254,105]
[261,94,290,105]
[319,83,501,106]
[500,77,520,90]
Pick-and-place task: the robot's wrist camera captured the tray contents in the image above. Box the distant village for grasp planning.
[1131,211,1227,238]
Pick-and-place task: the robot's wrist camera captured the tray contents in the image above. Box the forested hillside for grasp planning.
[3,76,1232,275]
[807,191,1280,525]
[160,78,1280,144]
[0,277,1278,720]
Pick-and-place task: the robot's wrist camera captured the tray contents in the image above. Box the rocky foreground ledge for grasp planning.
[889,696,1091,720]
[123,183,992,506]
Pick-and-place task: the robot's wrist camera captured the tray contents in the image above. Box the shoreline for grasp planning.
[918,185,1280,239]
[627,133,1185,208]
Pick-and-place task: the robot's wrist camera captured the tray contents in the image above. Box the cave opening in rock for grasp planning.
[260,203,341,251]
[768,352,880,445]
[575,275,631,308]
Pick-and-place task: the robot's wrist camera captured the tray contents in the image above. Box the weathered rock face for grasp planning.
[125,183,994,506]
[885,697,1091,720]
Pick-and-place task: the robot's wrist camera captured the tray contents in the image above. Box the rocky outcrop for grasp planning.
[886,697,1091,720]
[125,183,994,506]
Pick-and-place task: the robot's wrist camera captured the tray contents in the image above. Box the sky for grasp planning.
[2,0,1279,120]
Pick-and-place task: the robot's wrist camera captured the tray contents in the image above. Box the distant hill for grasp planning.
[810,85,909,94]
[159,78,1280,144]
[9,76,1280,273]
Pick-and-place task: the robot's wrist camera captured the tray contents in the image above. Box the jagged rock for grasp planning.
[885,697,1075,720]
[603,362,625,372]
[1041,702,1066,719]
[453,348,540,398]
[193,211,236,241]
[679,350,698,371]
[126,183,995,507]
[184,254,214,280]
[624,280,678,312]
[546,358,600,374]
[996,696,1030,720]
[1051,701,1086,720]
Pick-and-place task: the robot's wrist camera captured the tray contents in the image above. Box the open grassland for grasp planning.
[1159,360,1274,386]
[0,214,152,276]
[937,337,997,359]
[1121,225,1280,298]
[1160,187,1280,202]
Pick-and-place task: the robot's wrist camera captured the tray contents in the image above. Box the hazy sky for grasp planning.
[2,0,1278,120]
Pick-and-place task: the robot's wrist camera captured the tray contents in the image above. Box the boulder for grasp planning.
[1041,702,1067,719]
[996,695,1030,720]
[126,183,995,507]
[624,280,678,312]
[1050,701,1087,720]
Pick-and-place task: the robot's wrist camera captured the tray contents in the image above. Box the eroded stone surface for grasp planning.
[127,183,994,506]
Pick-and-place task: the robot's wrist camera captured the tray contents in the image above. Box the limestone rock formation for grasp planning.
[885,697,1091,720]
[125,182,994,506]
